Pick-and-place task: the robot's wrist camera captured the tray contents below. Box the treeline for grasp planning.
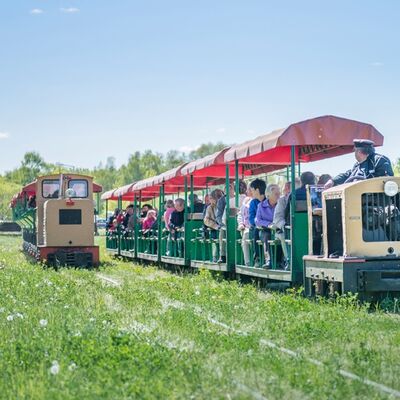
[0,142,227,220]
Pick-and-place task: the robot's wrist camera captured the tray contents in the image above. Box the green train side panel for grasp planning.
[226,216,236,272]
[185,220,203,265]
[291,212,309,283]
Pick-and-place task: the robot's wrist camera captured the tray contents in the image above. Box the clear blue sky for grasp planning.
[1,0,399,175]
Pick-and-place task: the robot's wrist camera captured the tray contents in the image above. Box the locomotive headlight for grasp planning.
[65,188,76,198]
[384,181,398,197]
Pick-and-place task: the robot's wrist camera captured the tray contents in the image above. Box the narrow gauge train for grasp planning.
[10,174,102,267]
[104,115,400,300]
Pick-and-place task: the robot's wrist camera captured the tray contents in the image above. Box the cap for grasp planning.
[353,139,375,149]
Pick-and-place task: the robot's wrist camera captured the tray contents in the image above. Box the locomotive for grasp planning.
[11,173,101,267]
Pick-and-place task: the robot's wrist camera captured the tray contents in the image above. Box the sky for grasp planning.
[1,0,400,176]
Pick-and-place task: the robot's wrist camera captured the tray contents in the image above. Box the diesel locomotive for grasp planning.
[11,173,101,267]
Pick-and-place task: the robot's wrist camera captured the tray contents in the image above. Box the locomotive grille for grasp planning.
[362,192,400,242]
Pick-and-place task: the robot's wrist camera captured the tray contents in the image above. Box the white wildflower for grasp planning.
[15,313,24,319]
[89,317,95,322]
[50,360,60,375]
[64,305,70,309]
[0,307,5,313]
[6,315,14,321]
[40,319,48,327]
[195,290,200,296]
[68,362,77,371]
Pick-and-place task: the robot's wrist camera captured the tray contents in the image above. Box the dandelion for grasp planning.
[6,315,14,321]
[50,360,60,375]
[68,362,77,371]
[15,313,24,319]
[0,307,5,313]
[40,319,48,327]
[195,290,200,296]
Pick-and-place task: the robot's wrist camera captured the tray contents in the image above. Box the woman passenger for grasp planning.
[204,189,223,262]
[255,183,280,268]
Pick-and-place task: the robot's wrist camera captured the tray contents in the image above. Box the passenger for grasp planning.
[237,187,253,266]
[27,195,36,208]
[256,184,281,268]
[270,179,300,269]
[107,208,120,229]
[203,189,221,262]
[142,209,157,232]
[317,174,332,185]
[108,218,119,234]
[123,204,134,231]
[163,199,175,230]
[248,178,266,267]
[204,194,210,207]
[324,139,394,189]
[191,194,205,213]
[167,198,185,256]
[140,204,153,219]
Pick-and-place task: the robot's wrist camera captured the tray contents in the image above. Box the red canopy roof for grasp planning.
[101,189,118,201]
[224,115,384,166]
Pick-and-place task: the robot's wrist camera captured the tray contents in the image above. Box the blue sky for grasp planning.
[1,0,399,175]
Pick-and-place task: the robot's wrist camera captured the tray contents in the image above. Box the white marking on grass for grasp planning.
[97,274,121,287]
[235,382,268,400]
[158,294,400,398]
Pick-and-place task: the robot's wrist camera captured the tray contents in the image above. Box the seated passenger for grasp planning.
[270,179,300,269]
[167,198,185,256]
[107,208,120,229]
[255,184,281,268]
[123,204,134,231]
[237,187,253,266]
[191,194,205,213]
[168,198,185,236]
[108,219,119,234]
[163,199,175,230]
[142,209,157,233]
[27,195,36,208]
[248,178,266,267]
[140,204,153,219]
[204,190,221,262]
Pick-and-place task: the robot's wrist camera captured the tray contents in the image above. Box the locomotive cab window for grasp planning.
[68,180,88,198]
[42,180,60,198]
[362,192,400,242]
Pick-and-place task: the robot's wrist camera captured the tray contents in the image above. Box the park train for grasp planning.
[10,115,400,300]
[10,173,102,267]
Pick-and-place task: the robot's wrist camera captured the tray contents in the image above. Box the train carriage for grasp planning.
[104,115,400,298]
[11,173,102,267]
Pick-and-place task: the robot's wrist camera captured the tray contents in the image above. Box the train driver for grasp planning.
[324,139,393,189]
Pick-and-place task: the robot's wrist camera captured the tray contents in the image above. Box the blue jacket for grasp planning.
[249,198,260,227]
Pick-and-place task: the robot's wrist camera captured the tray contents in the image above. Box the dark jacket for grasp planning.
[249,198,260,227]
[169,210,184,230]
[333,153,393,186]
[216,196,226,226]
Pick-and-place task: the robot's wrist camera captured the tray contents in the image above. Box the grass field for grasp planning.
[1,235,400,399]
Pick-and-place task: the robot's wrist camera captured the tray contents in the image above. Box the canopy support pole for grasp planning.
[190,175,194,214]
[290,145,296,278]
[157,184,164,263]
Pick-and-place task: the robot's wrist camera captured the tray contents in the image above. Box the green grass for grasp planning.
[0,236,400,399]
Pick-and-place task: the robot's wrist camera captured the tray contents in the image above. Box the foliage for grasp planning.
[0,235,400,399]
[0,177,20,220]
[0,143,228,220]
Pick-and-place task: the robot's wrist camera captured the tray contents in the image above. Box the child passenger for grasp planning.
[142,209,157,232]
[163,199,175,230]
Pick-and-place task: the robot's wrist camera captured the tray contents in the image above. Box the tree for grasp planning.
[189,142,227,160]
